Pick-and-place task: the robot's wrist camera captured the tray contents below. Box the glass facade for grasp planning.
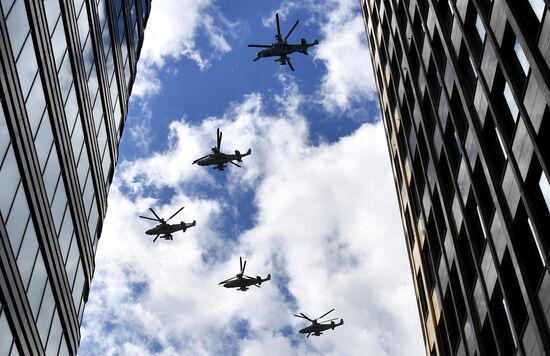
[0,0,150,354]
[362,0,550,355]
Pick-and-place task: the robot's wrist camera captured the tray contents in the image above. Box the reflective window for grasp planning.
[72,261,85,305]
[25,79,47,136]
[36,282,55,346]
[504,83,519,122]
[475,14,485,41]
[88,199,98,237]
[1,0,16,16]
[15,36,38,98]
[65,239,79,286]
[58,209,74,262]
[76,1,89,44]
[540,173,550,212]
[42,148,61,204]
[58,336,68,356]
[0,303,15,356]
[17,221,39,289]
[495,126,508,160]
[0,146,21,219]
[529,0,546,21]
[45,310,63,355]
[58,55,73,100]
[77,147,90,186]
[71,119,84,168]
[514,40,529,75]
[43,0,61,35]
[5,0,30,59]
[6,183,30,253]
[51,183,67,233]
[0,107,10,159]
[27,253,47,317]
[50,20,67,68]
[82,175,94,214]
[65,86,80,132]
[34,112,54,172]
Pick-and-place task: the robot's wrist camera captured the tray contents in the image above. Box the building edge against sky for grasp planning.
[0,0,150,354]
[361,0,550,355]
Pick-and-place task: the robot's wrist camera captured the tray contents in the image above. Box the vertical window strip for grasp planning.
[502,298,518,348]
[539,173,550,212]
[527,217,546,267]
[503,83,518,122]
[495,127,508,160]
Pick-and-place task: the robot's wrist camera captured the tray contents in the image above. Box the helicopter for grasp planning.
[218,257,271,291]
[248,13,319,71]
[294,308,344,337]
[139,207,196,242]
[192,128,251,171]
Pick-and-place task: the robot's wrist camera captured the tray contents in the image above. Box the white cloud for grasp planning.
[133,0,236,98]
[313,0,378,114]
[79,87,423,355]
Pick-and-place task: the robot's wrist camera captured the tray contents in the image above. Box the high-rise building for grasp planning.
[0,0,150,354]
[362,0,550,355]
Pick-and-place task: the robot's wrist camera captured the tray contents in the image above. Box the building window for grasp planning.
[529,0,546,21]
[514,40,530,75]
[495,126,508,160]
[540,172,550,212]
[476,206,488,239]
[502,298,519,348]
[527,217,546,267]
[475,14,485,41]
[503,83,519,122]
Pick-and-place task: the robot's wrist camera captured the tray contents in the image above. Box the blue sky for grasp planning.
[78,1,424,355]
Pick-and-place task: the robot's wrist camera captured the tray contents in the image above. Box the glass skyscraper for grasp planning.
[0,0,150,354]
[362,0,550,355]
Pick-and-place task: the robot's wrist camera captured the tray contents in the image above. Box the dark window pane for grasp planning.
[0,146,21,219]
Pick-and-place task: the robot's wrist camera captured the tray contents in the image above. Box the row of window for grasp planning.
[367,0,550,354]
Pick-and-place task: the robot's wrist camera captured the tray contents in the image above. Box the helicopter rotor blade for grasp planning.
[287,58,295,72]
[167,206,184,222]
[284,20,299,42]
[242,260,247,275]
[192,154,210,164]
[276,13,281,39]
[139,215,158,222]
[319,318,339,323]
[248,44,271,48]
[153,234,160,242]
[317,308,335,320]
[219,276,236,285]
[299,313,313,322]
[217,128,222,151]
[240,257,243,272]
[229,161,241,168]
[149,208,162,221]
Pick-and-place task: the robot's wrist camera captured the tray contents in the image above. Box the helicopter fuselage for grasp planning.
[145,221,196,236]
[195,149,251,168]
[299,319,344,336]
[221,274,271,291]
[256,40,318,59]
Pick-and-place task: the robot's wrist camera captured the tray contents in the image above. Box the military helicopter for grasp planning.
[248,13,319,71]
[218,257,271,291]
[192,128,251,171]
[294,309,344,337]
[139,207,196,242]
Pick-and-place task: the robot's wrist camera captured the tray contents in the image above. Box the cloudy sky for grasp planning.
[78,0,424,355]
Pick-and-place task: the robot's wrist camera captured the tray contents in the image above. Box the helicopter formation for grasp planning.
[138,13,342,339]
